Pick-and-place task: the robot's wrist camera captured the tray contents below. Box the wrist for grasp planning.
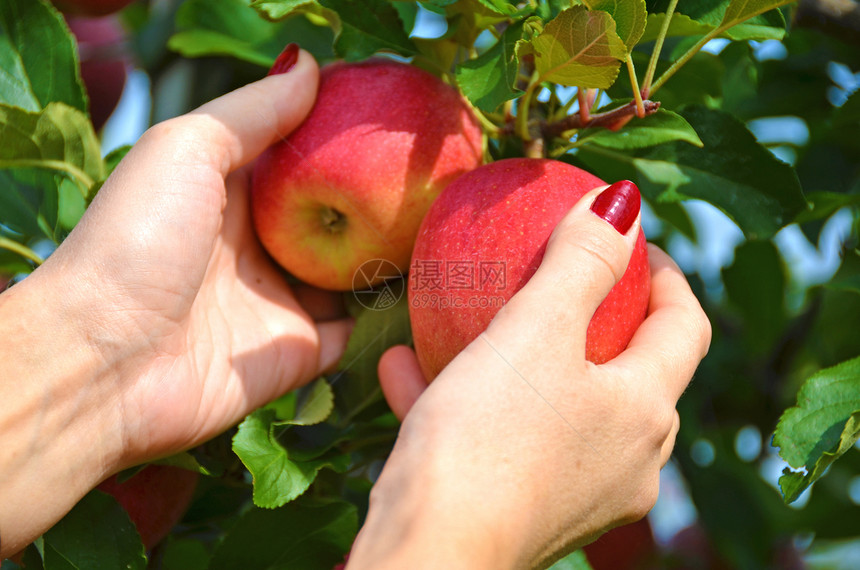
[347,418,529,569]
[0,274,126,557]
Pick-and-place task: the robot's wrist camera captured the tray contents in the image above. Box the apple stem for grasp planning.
[320,206,347,233]
[523,137,545,158]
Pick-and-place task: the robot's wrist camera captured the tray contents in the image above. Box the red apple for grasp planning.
[664,524,733,569]
[66,15,129,131]
[251,59,483,291]
[408,158,650,380]
[583,519,657,569]
[664,524,806,569]
[52,0,135,17]
[97,464,199,550]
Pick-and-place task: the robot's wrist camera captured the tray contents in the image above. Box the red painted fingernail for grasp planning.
[268,43,299,76]
[590,180,641,234]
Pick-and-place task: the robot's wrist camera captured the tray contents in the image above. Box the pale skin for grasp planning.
[0,49,711,567]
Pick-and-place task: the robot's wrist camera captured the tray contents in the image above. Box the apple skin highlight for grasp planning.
[408,158,651,381]
[251,59,483,291]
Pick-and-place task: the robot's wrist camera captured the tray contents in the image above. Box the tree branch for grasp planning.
[541,99,661,139]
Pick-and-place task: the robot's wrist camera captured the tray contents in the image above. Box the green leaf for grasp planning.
[445,0,511,46]
[650,200,697,241]
[639,12,713,42]
[292,378,335,426]
[160,537,210,570]
[0,0,86,112]
[334,287,412,417]
[456,21,524,112]
[232,408,349,508]
[42,490,147,570]
[773,356,860,503]
[583,0,647,50]
[650,0,788,40]
[532,6,626,88]
[251,0,325,20]
[264,378,334,425]
[794,191,860,225]
[0,169,60,240]
[170,0,306,67]
[0,245,34,275]
[721,0,795,31]
[209,498,356,570]
[474,0,534,17]
[169,30,275,66]
[103,144,131,175]
[548,549,594,569]
[320,0,417,60]
[152,451,214,476]
[834,89,860,127]
[721,240,786,353]
[641,4,786,42]
[0,103,106,198]
[631,105,806,239]
[825,249,860,295]
[579,107,703,150]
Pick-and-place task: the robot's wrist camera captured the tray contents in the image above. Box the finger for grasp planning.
[378,345,428,421]
[610,245,712,403]
[316,318,354,376]
[489,182,641,347]
[292,283,349,322]
[52,51,320,292]
[186,49,319,176]
[659,411,681,467]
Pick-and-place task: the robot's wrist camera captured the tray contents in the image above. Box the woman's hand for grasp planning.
[349,186,711,569]
[0,49,351,558]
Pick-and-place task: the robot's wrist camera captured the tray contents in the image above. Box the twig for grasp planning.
[541,99,661,139]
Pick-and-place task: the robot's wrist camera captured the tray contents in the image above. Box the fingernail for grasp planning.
[268,43,299,76]
[590,180,641,234]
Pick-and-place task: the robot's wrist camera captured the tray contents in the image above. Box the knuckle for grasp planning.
[696,307,713,358]
[632,480,660,520]
[143,115,227,170]
[568,228,627,285]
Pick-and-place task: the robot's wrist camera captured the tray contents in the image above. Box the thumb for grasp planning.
[488,181,642,349]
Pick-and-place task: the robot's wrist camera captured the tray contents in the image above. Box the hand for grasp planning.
[0,49,351,557]
[349,187,711,568]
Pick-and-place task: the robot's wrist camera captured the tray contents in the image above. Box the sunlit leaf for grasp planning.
[0,103,105,199]
[632,105,805,238]
[232,409,349,509]
[583,0,647,50]
[578,107,703,149]
[456,21,524,112]
[639,12,713,42]
[532,6,626,88]
[721,0,795,30]
[321,0,417,60]
[0,0,86,112]
[774,356,860,503]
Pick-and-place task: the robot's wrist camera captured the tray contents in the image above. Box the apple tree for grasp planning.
[1,0,858,568]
